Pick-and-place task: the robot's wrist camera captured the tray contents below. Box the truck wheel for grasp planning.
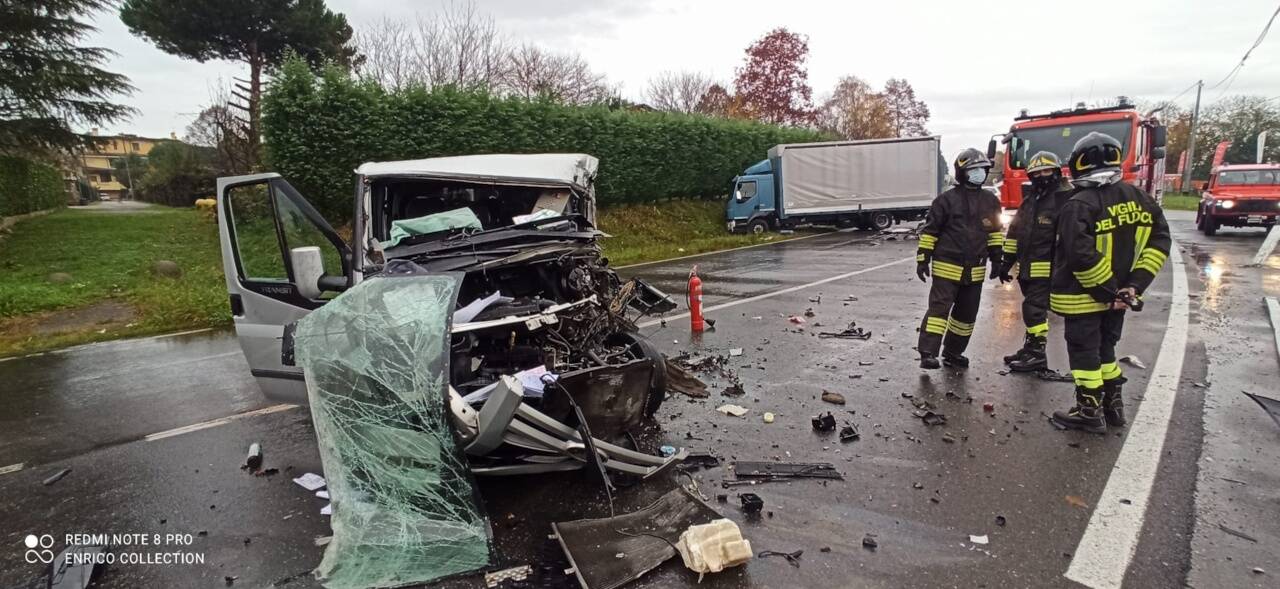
[747,219,769,235]
[868,212,893,231]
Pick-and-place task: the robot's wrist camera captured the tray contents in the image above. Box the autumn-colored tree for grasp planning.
[732,28,815,126]
[882,78,930,137]
[695,83,735,118]
[817,76,893,140]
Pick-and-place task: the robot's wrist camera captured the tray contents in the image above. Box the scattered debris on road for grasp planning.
[728,347,743,357]
[762,412,775,424]
[675,519,752,579]
[1217,523,1258,543]
[740,493,764,514]
[484,565,533,587]
[734,461,843,481]
[666,362,709,398]
[1065,495,1089,509]
[820,390,846,405]
[291,473,325,491]
[862,534,879,551]
[995,515,1007,527]
[1119,355,1146,370]
[968,534,989,545]
[914,410,947,426]
[717,404,749,417]
[42,467,71,486]
[811,412,837,432]
[1243,392,1280,429]
[757,549,803,567]
[818,321,872,340]
[840,424,860,442]
[788,315,807,324]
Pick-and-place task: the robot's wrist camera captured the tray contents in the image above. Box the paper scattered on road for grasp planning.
[1119,355,1146,370]
[729,348,743,357]
[316,490,330,499]
[320,503,332,516]
[717,404,749,417]
[968,534,989,545]
[293,473,326,491]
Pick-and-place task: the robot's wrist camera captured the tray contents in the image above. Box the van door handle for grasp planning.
[229,294,244,316]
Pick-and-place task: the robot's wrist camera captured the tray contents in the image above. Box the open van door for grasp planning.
[216,174,350,404]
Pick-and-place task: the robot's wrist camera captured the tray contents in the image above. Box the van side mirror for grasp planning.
[290,246,339,299]
[1152,126,1168,149]
[986,139,997,160]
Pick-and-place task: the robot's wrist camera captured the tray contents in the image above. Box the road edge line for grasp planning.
[1063,242,1189,589]
[637,255,915,328]
[144,404,298,442]
[1250,227,1280,266]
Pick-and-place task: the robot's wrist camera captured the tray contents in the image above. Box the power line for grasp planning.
[1208,2,1280,91]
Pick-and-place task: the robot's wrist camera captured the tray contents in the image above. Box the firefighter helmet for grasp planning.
[1025,151,1062,175]
[1068,132,1123,178]
[954,148,992,176]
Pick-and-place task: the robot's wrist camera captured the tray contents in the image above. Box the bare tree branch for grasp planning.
[644,71,714,113]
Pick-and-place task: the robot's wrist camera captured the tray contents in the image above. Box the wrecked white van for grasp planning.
[215,154,682,479]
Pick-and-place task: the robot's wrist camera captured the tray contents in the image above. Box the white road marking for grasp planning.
[0,463,24,476]
[1064,243,1189,589]
[143,404,299,442]
[637,256,915,329]
[615,230,838,270]
[1266,297,1280,364]
[1250,227,1280,266]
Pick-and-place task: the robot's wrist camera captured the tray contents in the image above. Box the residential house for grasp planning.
[79,129,175,200]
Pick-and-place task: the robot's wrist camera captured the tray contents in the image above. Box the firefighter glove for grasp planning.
[916,261,931,282]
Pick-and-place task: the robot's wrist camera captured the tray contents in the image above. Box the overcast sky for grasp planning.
[88,0,1280,159]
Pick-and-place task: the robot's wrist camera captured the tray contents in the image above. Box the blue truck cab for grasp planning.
[726,159,776,234]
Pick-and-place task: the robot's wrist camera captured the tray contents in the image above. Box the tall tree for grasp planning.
[817,76,893,140]
[694,84,735,118]
[644,71,714,114]
[503,43,613,105]
[185,88,256,176]
[881,78,930,137]
[732,28,815,126]
[1190,95,1280,178]
[119,0,355,166]
[0,0,134,154]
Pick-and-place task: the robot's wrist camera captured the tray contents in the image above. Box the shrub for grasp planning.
[0,156,65,216]
[263,58,826,223]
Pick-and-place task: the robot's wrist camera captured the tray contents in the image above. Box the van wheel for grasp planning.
[747,219,769,235]
[868,211,894,231]
[611,332,667,417]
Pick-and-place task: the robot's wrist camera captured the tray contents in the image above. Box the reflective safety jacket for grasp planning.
[1002,182,1073,280]
[1050,181,1171,315]
[917,185,1004,284]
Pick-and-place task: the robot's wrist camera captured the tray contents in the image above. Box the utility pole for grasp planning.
[1182,80,1203,193]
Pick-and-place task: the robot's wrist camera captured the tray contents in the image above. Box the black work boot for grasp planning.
[1009,337,1047,372]
[1052,386,1107,434]
[1102,380,1126,427]
[941,352,969,369]
[1003,334,1035,365]
[920,354,941,369]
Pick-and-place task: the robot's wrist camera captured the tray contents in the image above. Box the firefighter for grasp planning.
[1050,132,1171,432]
[916,148,1005,369]
[999,151,1074,372]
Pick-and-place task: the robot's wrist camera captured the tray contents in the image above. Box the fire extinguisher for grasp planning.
[688,265,704,333]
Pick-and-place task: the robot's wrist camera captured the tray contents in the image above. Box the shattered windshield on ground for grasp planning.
[293,273,492,589]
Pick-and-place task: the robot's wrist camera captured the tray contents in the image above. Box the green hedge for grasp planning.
[0,156,65,217]
[263,59,826,222]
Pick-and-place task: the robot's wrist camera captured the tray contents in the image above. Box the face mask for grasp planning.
[1031,174,1058,191]
[965,168,987,186]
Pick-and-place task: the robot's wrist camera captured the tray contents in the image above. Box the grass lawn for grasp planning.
[1162,192,1201,211]
[0,205,228,356]
[0,198,809,357]
[597,199,804,266]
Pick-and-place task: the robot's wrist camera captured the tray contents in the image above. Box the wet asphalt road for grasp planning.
[1,213,1278,588]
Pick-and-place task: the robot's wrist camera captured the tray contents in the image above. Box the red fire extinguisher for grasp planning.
[688,265,704,333]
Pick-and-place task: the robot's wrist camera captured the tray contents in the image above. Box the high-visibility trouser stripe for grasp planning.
[1101,361,1122,381]
[1074,257,1113,288]
[924,316,948,335]
[1072,369,1104,389]
[1133,247,1167,274]
[1003,239,1018,254]
[918,234,937,250]
[1026,321,1049,336]
[987,232,1004,247]
[1050,293,1109,315]
[931,260,965,281]
[947,317,974,337]
[1028,261,1051,278]
[969,266,985,282]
